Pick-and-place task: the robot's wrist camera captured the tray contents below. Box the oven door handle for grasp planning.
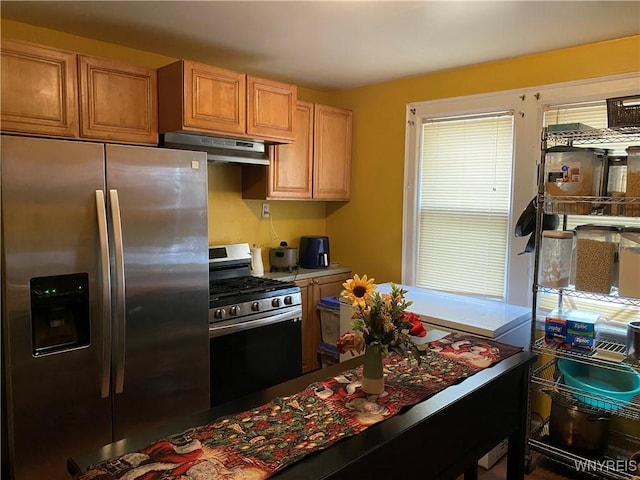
[209,308,301,337]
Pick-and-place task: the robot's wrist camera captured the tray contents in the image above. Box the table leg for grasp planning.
[506,366,529,480]
[464,465,478,480]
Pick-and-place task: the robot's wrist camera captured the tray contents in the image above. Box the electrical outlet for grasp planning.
[261,203,270,218]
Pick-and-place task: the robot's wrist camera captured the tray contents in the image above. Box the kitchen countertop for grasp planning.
[263,263,352,282]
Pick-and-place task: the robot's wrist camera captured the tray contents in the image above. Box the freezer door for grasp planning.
[1,136,112,480]
[105,144,210,440]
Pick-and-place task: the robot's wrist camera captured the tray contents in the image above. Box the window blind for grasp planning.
[417,113,514,298]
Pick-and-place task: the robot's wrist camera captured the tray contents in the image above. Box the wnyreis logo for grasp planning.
[574,458,638,475]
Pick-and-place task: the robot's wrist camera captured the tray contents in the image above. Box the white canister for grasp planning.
[250,247,264,277]
[539,230,574,288]
[619,227,640,298]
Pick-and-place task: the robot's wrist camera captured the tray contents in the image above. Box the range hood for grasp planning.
[160,132,269,166]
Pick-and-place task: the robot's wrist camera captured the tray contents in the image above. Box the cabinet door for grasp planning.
[295,279,316,373]
[313,105,352,200]
[78,55,158,145]
[1,39,78,138]
[302,273,351,370]
[268,101,314,199]
[315,272,351,302]
[247,76,296,142]
[183,60,246,136]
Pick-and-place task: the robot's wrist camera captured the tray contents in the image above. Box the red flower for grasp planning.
[336,332,365,354]
[405,312,426,337]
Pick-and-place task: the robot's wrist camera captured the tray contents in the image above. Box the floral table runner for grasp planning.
[75,333,522,480]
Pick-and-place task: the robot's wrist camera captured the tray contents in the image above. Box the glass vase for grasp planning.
[361,344,384,394]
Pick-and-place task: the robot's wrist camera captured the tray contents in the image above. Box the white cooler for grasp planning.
[339,283,531,469]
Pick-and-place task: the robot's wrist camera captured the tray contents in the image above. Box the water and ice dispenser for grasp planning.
[30,273,90,355]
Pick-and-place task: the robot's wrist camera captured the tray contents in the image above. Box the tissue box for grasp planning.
[566,311,598,336]
[545,310,566,341]
[565,332,595,350]
[564,309,600,350]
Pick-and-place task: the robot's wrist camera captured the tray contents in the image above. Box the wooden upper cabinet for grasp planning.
[247,76,296,143]
[1,38,79,138]
[158,60,245,136]
[313,104,352,201]
[159,60,246,137]
[79,55,157,145]
[270,101,313,197]
[158,60,296,143]
[242,102,352,201]
[242,100,312,199]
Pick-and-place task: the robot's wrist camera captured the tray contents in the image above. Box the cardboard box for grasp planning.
[566,310,598,336]
[565,332,595,350]
[478,438,508,469]
[545,311,566,340]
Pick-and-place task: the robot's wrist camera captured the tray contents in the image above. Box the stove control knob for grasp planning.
[284,295,293,305]
[230,306,240,316]
[214,308,226,319]
[251,301,260,311]
[271,298,281,307]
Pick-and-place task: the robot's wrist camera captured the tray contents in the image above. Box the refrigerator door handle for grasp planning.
[109,189,127,394]
[95,190,112,399]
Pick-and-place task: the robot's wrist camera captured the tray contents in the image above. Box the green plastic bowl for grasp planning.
[557,358,640,411]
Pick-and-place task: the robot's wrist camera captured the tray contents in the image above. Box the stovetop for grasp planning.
[209,276,297,303]
[208,243,301,316]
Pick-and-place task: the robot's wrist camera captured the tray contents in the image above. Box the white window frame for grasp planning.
[403,72,640,308]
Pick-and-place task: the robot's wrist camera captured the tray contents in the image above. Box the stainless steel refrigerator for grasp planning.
[1,135,210,480]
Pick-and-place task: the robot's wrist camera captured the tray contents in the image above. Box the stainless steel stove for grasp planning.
[208,243,301,333]
[207,243,303,406]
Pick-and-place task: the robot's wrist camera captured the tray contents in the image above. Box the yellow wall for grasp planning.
[2,19,639,277]
[326,36,640,284]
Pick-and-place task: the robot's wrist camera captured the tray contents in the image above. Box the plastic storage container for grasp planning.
[574,225,620,294]
[539,230,574,287]
[627,146,640,216]
[604,156,627,216]
[318,295,341,345]
[544,146,605,215]
[557,358,640,411]
[619,227,640,298]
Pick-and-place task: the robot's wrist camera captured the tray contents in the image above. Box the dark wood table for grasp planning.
[68,350,536,480]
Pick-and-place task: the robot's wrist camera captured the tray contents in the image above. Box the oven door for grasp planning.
[209,307,302,406]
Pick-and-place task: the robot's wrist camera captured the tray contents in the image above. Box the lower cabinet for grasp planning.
[296,271,351,373]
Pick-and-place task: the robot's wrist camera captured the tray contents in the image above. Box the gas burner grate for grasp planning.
[209,276,295,301]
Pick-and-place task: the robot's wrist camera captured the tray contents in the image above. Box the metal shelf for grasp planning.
[546,126,640,145]
[529,420,640,480]
[542,194,640,216]
[536,285,640,307]
[532,337,637,372]
[532,359,640,420]
[530,124,640,478]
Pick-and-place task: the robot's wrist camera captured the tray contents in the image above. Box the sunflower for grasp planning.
[342,274,376,308]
